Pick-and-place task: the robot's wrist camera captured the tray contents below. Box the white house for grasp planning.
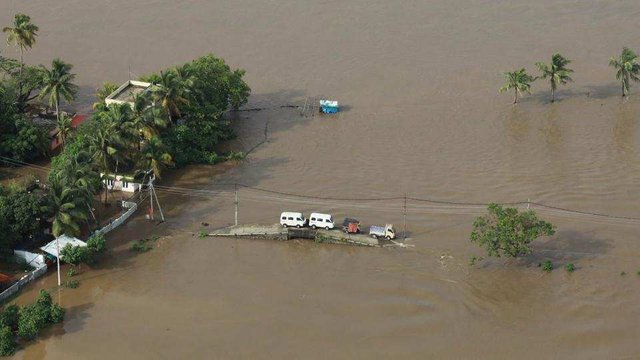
[40,235,87,259]
[105,80,152,107]
[101,173,142,193]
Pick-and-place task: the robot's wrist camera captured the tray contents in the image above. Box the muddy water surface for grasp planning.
[2,0,640,358]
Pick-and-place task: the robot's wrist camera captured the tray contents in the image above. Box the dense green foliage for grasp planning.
[470,203,556,258]
[536,54,573,102]
[0,187,47,252]
[60,244,91,265]
[0,290,65,352]
[86,233,106,253]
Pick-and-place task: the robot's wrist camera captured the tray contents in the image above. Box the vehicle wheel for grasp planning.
[296,225,301,229]
[372,234,378,239]
[385,236,391,240]
[312,225,316,229]
[283,224,288,228]
[325,226,330,230]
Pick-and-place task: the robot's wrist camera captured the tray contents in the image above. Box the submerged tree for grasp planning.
[470,203,556,258]
[499,69,534,104]
[39,59,78,122]
[536,54,573,102]
[2,13,39,97]
[46,174,90,237]
[609,47,640,97]
[150,70,190,123]
[56,113,72,145]
[92,82,118,109]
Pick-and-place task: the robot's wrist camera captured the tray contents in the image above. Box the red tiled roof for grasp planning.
[71,114,89,128]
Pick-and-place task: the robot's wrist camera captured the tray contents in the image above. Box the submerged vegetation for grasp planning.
[500,47,640,102]
[470,204,555,258]
[0,290,63,356]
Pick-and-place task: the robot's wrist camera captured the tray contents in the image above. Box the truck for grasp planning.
[369,224,395,240]
[342,218,361,234]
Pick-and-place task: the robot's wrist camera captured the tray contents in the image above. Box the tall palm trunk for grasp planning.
[18,46,24,106]
[513,89,518,104]
[55,95,60,122]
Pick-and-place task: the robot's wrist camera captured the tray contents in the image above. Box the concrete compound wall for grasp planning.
[0,201,139,304]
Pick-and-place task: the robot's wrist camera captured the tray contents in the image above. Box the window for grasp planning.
[123,181,129,188]
[281,216,286,220]
[296,218,302,221]
[288,217,293,220]
[311,217,316,221]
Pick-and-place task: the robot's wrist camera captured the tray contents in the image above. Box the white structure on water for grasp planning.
[101,173,142,193]
[105,80,152,107]
[40,235,87,259]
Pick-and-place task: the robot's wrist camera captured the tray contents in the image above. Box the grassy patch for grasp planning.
[64,280,79,289]
[66,267,77,277]
[198,230,208,239]
[620,271,626,276]
[564,263,575,273]
[129,236,159,253]
[541,260,553,273]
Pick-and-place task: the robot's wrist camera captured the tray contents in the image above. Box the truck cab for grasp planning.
[369,224,395,240]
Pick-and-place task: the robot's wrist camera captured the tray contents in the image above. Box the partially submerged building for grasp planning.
[101,173,143,193]
[105,80,152,107]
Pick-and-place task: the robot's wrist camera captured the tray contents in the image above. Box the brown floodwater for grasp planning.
[2,0,640,358]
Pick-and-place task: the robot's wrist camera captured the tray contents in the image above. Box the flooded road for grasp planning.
[2,0,640,358]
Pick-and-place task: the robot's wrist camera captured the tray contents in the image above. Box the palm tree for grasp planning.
[609,47,640,97]
[536,54,573,102]
[3,13,38,94]
[87,120,121,204]
[39,59,78,122]
[56,113,73,145]
[46,173,89,237]
[499,69,534,104]
[92,82,118,109]
[139,136,173,179]
[150,70,190,122]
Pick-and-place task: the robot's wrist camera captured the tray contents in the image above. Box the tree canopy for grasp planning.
[609,47,640,97]
[535,54,573,102]
[499,68,534,104]
[470,203,556,258]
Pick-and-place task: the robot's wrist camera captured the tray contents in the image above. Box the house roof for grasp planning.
[40,235,87,258]
[71,114,89,128]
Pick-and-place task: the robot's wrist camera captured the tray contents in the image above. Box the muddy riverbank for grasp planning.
[2,0,640,358]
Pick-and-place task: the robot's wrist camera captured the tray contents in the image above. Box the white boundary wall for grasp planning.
[0,201,139,304]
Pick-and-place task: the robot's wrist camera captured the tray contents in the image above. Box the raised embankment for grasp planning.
[208,224,381,247]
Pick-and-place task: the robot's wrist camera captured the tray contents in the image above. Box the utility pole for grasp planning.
[527,198,530,210]
[403,193,407,240]
[55,236,61,286]
[147,173,165,222]
[234,184,239,226]
[149,182,155,220]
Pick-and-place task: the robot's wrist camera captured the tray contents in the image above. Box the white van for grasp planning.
[280,212,307,228]
[309,213,334,230]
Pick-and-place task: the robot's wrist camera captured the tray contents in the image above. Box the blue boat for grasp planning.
[319,100,339,114]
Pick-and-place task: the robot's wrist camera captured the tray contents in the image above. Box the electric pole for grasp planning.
[403,193,407,240]
[234,184,238,226]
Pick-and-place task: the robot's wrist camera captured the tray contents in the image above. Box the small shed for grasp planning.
[40,235,87,259]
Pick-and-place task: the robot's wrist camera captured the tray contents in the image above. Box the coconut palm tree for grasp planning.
[536,54,573,102]
[39,59,78,122]
[499,69,534,104]
[86,120,122,204]
[139,136,173,179]
[56,113,73,145]
[150,70,190,122]
[46,173,89,237]
[609,47,640,97]
[3,13,38,93]
[92,82,118,109]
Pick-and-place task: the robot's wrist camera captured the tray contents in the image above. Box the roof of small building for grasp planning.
[40,235,86,258]
[105,80,152,105]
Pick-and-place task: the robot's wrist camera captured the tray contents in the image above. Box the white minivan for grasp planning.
[280,212,307,228]
[309,213,334,230]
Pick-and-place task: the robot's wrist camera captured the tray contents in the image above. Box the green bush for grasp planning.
[17,305,44,340]
[198,230,207,239]
[64,279,79,289]
[49,305,64,324]
[541,260,554,272]
[66,267,77,277]
[565,263,575,273]
[0,305,19,329]
[87,233,107,253]
[130,240,151,252]
[60,244,91,265]
[0,325,16,357]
